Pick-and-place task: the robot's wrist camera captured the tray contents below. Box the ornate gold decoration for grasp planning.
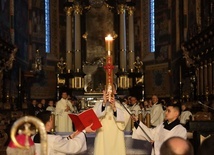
[127,6,135,16]
[57,57,67,74]
[117,4,126,14]
[64,6,73,16]
[73,4,83,15]
[82,32,88,40]
[134,56,143,72]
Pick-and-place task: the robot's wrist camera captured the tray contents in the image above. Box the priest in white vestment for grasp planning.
[132,103,187,155]
[150,95,164,127]
[93,90,130,155]
[55,92,74,132]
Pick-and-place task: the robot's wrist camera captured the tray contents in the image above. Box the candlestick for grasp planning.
[179,65,182,83]
[105,34,113,54]
[19,67,21,85]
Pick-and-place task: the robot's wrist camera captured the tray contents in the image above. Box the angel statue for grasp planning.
[134,56,143,72]
[57,57,66,74]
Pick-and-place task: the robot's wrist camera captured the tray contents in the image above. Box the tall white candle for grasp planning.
[105,34,113,55]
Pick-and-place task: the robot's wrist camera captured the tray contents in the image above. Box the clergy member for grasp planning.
[55,91,74,132]
[6,134,35,155]
[93,90,130,155]
[132,103,187,155]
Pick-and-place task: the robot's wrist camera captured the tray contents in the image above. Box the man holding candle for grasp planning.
[92,35,130,155]
[93,90,130,155]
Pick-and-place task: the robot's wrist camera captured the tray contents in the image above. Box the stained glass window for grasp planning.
[45,0,50,53]
[150,0,155,52]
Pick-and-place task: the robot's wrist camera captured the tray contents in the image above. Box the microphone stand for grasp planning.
[120,101,153,142]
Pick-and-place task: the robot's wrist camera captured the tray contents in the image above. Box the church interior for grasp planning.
[0,0,214,154]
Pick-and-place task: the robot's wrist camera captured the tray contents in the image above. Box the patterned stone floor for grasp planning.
[59,132,152,155]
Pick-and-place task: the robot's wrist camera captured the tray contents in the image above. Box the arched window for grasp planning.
[45,0,50,53]
[150,0,155,52]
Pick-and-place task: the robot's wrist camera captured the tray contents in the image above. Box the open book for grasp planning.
[68,109,102,131]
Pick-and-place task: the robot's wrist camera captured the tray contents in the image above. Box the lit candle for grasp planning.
[105,34,113,55]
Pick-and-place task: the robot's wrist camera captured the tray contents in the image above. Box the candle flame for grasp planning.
[105,34,113,41]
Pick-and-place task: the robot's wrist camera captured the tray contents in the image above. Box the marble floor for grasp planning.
[59,132,152,155]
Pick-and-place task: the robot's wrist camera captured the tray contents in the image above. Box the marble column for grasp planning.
[74,4,82,72]
[118,4,127,72]
[65,6,73,73]
[127,6,135,72]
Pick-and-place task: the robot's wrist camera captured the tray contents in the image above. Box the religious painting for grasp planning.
[31,66,56,99]
[145,63,170,98]
[155,2,170,62]
[86,5,114,63]
[187,0,197,38]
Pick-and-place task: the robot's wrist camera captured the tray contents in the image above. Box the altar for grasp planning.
[57,132,152,155]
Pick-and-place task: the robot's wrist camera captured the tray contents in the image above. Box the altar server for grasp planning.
[132,103,187,155]
[34,111,95,155]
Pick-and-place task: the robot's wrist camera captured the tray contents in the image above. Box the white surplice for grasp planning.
[93,100,130,155]
[132,121,187,155]
[34,133,86,155]
[180,110,192,125]
[150,103,164,127]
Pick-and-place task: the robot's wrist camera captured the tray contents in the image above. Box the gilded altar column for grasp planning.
[127,6,135,72]
[28,0,33,60]
[74,4,82,72]
[204,60,208,96]
[116,4,129,92]
[196,0,202,32]
[118,4,127,72]
[213,59,214,94]
[208,59,212,95]
[10,0,15,44]
[65,6,73,73]
[199,62,204,95]
[196,67,200,96]
[183,0,188,41]
[176,0,180,51]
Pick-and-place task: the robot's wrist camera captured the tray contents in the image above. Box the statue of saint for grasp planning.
[134,56,143,72]
[57,57,66,74]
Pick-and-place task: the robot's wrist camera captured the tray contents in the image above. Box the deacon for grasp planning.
[132,103,187,155]
[93,90,130,155]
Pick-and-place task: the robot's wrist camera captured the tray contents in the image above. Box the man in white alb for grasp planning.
[150,95,164,127]
[55,91,74,132]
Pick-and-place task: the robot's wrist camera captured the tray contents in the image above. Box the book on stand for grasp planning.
[68,108,102,131]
